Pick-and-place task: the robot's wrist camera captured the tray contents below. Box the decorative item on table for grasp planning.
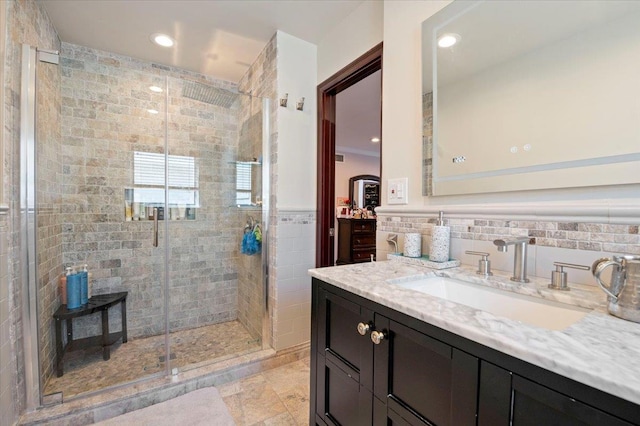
[404,233,422,258]
[363,205,375,219]
[336,197,350,218]
[352,208,364,219]
[430,211,450,262]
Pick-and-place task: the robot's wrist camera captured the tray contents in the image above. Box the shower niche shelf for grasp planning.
[124,188,197,221]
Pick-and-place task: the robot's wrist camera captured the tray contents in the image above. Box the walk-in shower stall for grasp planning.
[21,42,270,403]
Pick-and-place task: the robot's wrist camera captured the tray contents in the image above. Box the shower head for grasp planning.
[182,80,238,108]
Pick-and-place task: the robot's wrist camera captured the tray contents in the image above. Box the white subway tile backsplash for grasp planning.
[272,212,315,350]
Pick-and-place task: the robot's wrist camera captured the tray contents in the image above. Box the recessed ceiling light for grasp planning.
[147,109,159,114]
[151,33,175,48]
[149,85,163,93]
[437,33,461,48]
[371,137,380,143]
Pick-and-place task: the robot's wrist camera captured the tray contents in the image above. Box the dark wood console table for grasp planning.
[53,292,128,377]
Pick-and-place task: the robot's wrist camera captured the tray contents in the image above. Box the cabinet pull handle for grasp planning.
[371,330,386,345]
[357,322,371,336]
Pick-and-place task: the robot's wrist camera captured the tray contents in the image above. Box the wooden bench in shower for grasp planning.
[52,292,128,377]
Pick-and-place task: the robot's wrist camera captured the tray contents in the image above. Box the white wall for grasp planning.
[273,31,318,350]
[317,0,383,84]
[381,1,451,207]
[276,31,318,210]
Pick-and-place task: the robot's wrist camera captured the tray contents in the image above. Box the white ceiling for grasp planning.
[38,0,364,83]
[336,70,381,157]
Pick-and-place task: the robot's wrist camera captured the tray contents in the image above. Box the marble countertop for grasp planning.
[308,260,640,407]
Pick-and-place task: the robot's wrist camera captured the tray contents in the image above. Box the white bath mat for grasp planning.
[96,387,235,425]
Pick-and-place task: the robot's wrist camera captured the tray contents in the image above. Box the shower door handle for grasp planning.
[153,208,159,247]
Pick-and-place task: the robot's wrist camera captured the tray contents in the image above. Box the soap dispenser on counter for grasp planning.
[430,211,450,262]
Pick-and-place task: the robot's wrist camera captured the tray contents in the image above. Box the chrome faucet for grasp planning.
[493,237,530,283]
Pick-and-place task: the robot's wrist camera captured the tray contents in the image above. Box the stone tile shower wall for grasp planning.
[238,34,277,346]
[60,43,240,340]
[234,93,265,340]
[422,92,433,196]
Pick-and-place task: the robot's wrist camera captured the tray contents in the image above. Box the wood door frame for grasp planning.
[316,43,383,267]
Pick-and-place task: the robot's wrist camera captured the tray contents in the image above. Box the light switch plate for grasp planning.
[388,178,408,204]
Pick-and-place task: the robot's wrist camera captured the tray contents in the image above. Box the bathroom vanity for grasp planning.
[308,262,640,425]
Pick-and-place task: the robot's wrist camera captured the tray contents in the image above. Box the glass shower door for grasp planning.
[165,77,268,373]
[37,51,171,400]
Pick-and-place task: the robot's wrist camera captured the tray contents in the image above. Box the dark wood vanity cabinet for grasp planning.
[336,218,376,265]
[311,278,640,426]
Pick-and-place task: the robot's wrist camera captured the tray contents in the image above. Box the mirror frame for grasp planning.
[349,174,379,209]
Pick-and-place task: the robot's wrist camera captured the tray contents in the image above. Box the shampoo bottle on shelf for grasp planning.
[66,270,81,309]
[58,267,72,305]
[87,266,93,299]
[80,265,89,305]
[429,211,450,262]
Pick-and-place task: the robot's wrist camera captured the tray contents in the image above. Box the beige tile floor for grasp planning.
[218,357,311,425]
[44,320,262,398]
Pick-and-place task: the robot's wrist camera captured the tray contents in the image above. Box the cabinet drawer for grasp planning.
[353,235,376,247]
[353,221,375,233]
[317,357,373,426]
[353,249,376,262]
[317,288,374,388]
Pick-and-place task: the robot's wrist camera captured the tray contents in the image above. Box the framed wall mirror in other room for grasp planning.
[422,1,640,196]
[349,174,380,210]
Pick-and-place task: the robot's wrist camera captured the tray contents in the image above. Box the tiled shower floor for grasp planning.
[43,320,262,399]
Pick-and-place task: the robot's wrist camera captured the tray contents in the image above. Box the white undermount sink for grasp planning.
[390,276,590,331]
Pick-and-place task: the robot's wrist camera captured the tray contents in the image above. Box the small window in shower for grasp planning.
[235,159,261,207]
[236,162,252,206]
[124,151,199,221]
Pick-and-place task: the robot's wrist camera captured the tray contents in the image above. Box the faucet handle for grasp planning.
[466,251,493,276]
[548,262,590,291]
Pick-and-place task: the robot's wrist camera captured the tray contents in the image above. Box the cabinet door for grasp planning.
[511,375,634,426]
[374,315,479,426]
[478,361,635,426]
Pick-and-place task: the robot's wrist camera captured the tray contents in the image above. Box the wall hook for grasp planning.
[296,97,305,111]
[279,93,288,107]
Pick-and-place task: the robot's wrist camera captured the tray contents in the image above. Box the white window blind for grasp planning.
[236,162,252,205]
[134,151,198,188]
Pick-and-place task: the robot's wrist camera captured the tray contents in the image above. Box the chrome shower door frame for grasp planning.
[20,43,42,411]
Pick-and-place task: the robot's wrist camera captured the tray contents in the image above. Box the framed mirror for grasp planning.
[422,1,640,196]
[349,174,379,210]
